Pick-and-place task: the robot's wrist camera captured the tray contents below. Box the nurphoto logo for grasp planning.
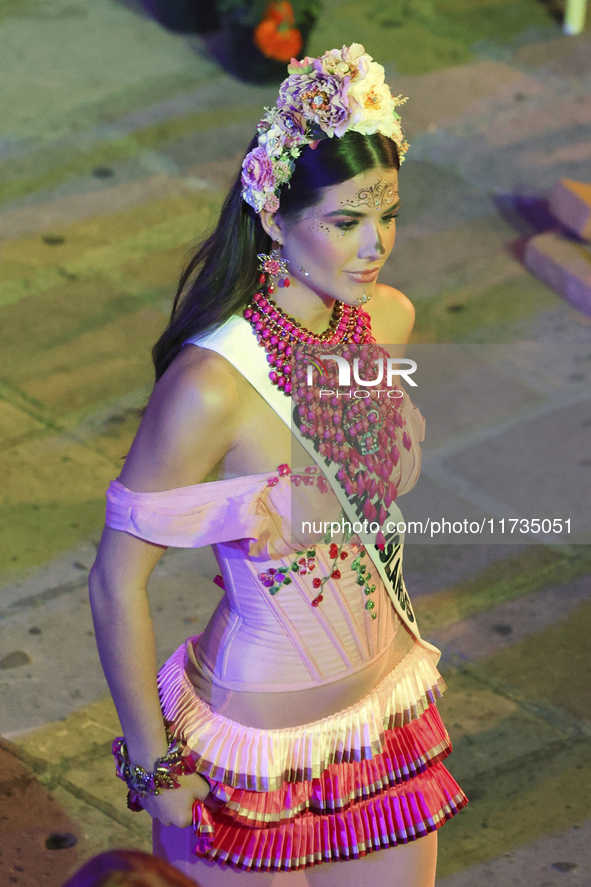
[305,355,417,395]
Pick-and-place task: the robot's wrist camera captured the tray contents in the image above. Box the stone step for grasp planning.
[550,179,591,242]
[524,231,591,317]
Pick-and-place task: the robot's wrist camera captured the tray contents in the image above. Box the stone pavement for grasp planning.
[0,1,590,884]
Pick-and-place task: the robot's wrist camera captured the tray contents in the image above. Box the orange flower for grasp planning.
[254,1,303,63]
[265,0,295,25]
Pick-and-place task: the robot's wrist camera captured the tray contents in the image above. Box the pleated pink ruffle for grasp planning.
[158,641,447,792]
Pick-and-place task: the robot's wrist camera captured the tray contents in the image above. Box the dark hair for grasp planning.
[61,849,196,887]
[152,131,401,381]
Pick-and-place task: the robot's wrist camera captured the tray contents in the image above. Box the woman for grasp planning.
[89,44,467,887]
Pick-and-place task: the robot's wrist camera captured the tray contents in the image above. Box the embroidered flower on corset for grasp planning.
[257,550,316,595]
[297,556,316,576]
[260,464,376,615]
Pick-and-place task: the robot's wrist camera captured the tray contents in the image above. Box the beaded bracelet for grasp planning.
[112,730,194,812]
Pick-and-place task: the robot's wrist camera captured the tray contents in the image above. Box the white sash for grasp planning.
[186,315,438,655]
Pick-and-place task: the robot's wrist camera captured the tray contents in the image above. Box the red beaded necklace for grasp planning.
[243,286,374,395]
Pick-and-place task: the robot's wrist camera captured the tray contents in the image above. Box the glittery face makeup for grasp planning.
[340,178,398,211]
[275,167,400,308]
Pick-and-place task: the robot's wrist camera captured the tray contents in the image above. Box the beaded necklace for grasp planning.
[243,288,374,395]
[242,277,408,532]
[243,281,409,620]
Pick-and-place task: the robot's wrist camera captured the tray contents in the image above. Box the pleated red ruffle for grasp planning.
[192,704,468,872]
[203,761,467,872]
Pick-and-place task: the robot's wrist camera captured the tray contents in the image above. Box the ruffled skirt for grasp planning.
[157,641,468,873]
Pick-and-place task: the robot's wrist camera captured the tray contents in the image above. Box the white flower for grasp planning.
[257,125,287,159]
[346,60,406,140]
[319,44,372,82]
[242,186,266,213]
[348,60,386,104]
[339,43,373,80]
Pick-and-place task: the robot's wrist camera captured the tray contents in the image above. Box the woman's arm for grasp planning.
[89,346,242,826]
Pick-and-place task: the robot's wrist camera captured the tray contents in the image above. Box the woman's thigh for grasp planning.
[306,832,438,887]
[153,819,438,887]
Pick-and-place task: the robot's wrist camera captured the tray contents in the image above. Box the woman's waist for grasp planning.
[193,563,405,693]
[185,624,416,729]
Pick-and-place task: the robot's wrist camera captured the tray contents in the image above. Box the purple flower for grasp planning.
[275,110,307,145]
[278,73,352,138]
[241,146,275,194]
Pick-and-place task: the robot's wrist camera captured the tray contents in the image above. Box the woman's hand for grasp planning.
[139,772,212,828]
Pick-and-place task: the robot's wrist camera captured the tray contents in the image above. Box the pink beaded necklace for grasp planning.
[242,279,409,615]
[243,286,374,396]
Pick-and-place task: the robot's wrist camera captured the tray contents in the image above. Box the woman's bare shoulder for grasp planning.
[118,345,245,491]
[367,284,415,345]
[162,343,245,412]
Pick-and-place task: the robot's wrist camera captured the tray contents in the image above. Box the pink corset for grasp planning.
[106,466,411,695]
[104,390,426,711]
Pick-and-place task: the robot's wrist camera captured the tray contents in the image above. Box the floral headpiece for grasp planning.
[241,43,409,214]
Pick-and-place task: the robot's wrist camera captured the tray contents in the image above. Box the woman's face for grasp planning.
[276,166,400,306]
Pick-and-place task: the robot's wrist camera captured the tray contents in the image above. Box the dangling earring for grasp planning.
[257,246,290,294]
[298,265,309,277]
[354,289,372,306]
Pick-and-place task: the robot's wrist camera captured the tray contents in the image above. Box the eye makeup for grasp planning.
[330,202,401,232]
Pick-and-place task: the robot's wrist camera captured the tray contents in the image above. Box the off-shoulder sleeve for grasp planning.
[105,476,269,548]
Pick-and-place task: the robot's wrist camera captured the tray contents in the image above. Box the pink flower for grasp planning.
[241,146,275,194]
[264,194,280,212]
[316,476,329,493]
[287,55,316,75]
[278,73,352,138]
